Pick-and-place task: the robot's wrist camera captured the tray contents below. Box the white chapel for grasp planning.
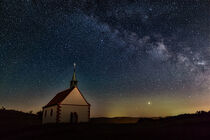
[42,63,90,124]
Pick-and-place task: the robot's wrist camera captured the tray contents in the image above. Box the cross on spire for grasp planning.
[70,62,78,88]
[73,62,76,71]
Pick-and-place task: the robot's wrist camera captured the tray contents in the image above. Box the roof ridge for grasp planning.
[56,88,71,95]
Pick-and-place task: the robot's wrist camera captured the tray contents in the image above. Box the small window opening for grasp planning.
[50,109,53,117]
[45,110,47,118]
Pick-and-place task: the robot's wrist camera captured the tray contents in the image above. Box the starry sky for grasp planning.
[0,0,210,117]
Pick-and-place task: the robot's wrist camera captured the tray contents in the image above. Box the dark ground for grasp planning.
[1,110,210,140]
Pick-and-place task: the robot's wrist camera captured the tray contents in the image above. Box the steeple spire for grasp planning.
[70,62,78,88]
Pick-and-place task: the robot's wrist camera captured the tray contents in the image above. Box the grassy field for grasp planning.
[1,109,210,140]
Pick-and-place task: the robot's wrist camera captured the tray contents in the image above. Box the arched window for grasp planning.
[50,109,53,117]
[45,110,47,118]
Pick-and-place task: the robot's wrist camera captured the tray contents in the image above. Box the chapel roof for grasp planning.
[43,88,73,108]
[43,87,90,108]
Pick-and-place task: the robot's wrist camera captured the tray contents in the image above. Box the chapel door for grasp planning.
[70,112,78,123]
[74,112,78,123]
[70,112,74,123]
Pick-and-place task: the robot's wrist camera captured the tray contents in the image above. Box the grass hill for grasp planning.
[0,109,41,127]
[1,109,210,140]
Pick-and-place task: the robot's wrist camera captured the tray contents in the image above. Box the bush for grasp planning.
[36,110,43,119]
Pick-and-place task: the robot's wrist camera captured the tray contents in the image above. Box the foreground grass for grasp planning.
[1,109,210,140]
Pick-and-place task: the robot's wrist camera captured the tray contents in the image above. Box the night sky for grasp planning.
[0,0,210,117]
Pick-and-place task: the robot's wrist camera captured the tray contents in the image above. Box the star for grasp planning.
[147,101,152,105]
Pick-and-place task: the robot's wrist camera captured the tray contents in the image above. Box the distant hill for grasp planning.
[91,117,139,124]
[138,111,210,125]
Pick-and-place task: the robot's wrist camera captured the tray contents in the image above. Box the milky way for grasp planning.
[0,0,210,117]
